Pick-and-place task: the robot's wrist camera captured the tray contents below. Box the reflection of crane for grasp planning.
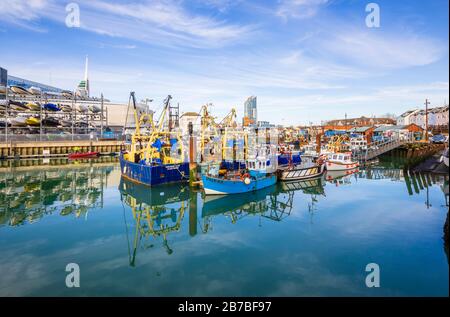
[122,194,186,267]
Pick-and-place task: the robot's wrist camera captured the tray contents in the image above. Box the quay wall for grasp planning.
[0,140,123,158]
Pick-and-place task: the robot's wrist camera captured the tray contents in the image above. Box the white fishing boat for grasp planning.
[279,154,326,181]
[10,85,30,95]
[0,85,6,94]
[326,152,359,171]
[28,86,42,95]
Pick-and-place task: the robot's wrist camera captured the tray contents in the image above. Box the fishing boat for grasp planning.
[42,117,59,127]
[43,103,61,111]
[28,86,42,95]
[25,116,40,126]
[202,144,278,195]
[25,102,41,111]
[278,153,326,181]
[68,152,100,159]
[10,85,30,95]
[326,152,359,171]
[120,93,190,186]
[0,85,6,94]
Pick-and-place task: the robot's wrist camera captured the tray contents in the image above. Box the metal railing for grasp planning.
[353,135,413,162]
[0,133,121,143]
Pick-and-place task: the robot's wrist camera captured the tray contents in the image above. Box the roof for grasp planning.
[348,126,374,133]
[399,110,417,117]
[180,111,200,117]
[374,125,407,132]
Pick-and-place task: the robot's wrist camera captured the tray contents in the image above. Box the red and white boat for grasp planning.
[68,151,100,159]
[326,152,359,171]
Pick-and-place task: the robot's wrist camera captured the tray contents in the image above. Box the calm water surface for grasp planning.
[0,158,448,296]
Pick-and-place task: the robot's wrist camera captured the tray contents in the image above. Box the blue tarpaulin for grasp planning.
[152,138,162,152]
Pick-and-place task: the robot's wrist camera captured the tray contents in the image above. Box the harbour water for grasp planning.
[0,158,448,296]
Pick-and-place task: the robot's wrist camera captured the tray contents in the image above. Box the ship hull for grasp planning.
[120,154,189,186]
[202,174,277,195]
[326,160,359,171]
[279,163,325,181]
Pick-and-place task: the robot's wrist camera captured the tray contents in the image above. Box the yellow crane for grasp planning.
[124,93,184,165]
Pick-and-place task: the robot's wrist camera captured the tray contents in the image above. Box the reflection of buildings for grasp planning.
[0,159,115,226]
[119,179,190,266]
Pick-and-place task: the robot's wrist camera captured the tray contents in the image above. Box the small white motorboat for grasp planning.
[10,85,30,95]
[279,154,326,181]
[11,116,28,126]
[60,120,72,127]
[326,152,359,171]
[28,86,42,95]
[90,105,101,113]
[78,104,89,113]
[60,104,72,112]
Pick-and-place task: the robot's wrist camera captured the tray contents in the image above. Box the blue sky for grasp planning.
[0,0,448,125]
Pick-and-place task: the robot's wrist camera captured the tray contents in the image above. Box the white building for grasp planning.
[402,105,449,129]
[179,111,200,137]
[397,109,420,126]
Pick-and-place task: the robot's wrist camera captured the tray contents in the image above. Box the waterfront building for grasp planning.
[397,109,420,126]
[243,96,257,126]
[325,116,396,127]
[407,105,449,130]
[179,111,201,136]
[6,75,63,94]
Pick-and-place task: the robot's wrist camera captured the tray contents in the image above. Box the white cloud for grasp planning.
[276,0,329,20]
[0,0,49,32]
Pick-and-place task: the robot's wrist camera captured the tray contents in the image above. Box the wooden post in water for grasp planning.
[189,191,197,237]
[425,99,430,142]
[188,122,197,186]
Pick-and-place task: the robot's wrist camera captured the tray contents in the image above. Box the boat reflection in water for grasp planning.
[119,178,190,266]
[201,184,290,229]
[0,158,116,227]
[325,168,359,186]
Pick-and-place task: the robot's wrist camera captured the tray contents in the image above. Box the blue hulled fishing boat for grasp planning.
[120,93,189,187]
[202,144,278,195]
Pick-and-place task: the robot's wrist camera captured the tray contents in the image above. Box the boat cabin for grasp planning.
[329,153,352,162]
